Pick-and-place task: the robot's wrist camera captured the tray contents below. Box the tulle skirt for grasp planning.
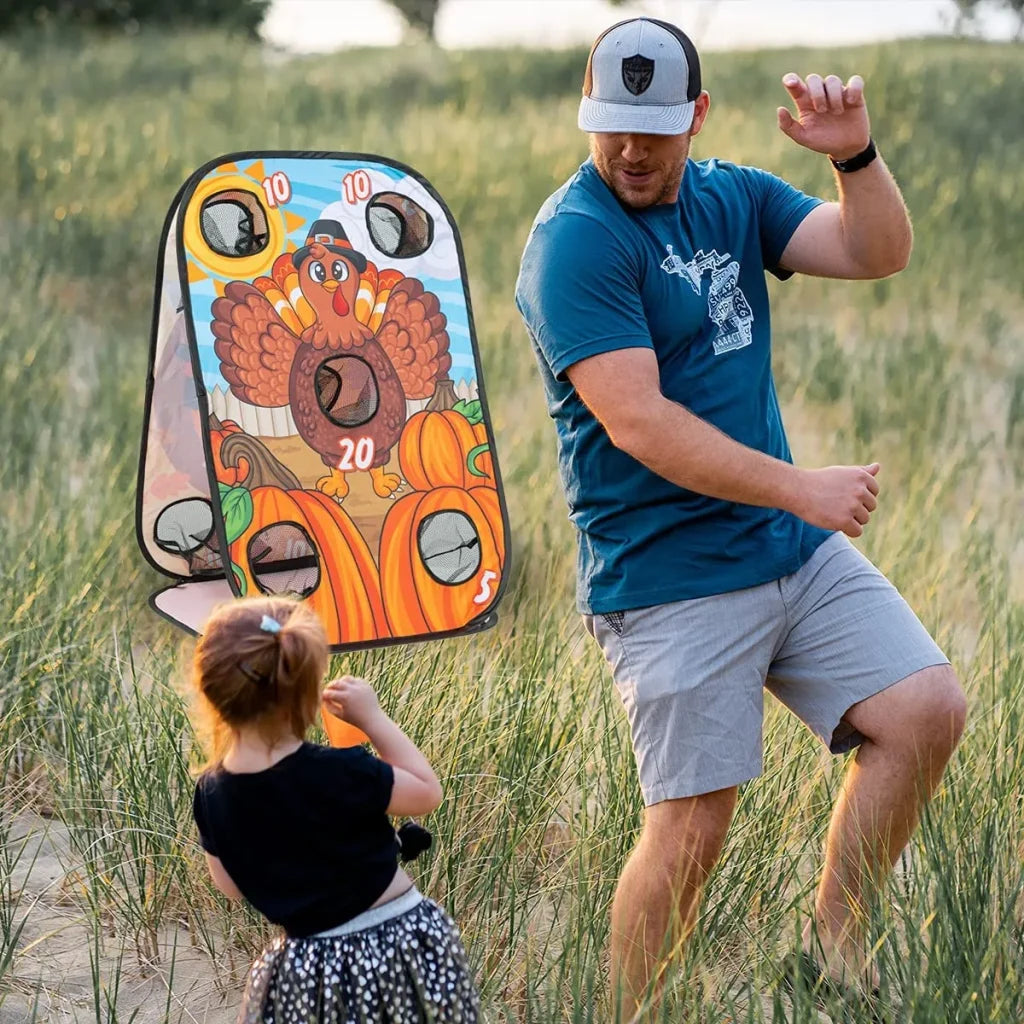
[238,888,480,1023]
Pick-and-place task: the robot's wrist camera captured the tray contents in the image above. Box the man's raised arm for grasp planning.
[776,73,913,280]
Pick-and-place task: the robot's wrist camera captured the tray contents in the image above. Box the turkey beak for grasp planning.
[322,280,339,293]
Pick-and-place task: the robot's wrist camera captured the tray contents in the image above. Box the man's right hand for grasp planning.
[790,463,880,537]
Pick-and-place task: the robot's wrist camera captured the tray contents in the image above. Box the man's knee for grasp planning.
[930,664,968,750]
[901,664,967,757]
[852,663,967,758]
[643,786,736,880]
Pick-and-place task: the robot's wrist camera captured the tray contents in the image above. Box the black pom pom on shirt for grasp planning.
[397,821,433,862]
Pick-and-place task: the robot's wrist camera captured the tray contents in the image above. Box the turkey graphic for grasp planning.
[212,219,452,501]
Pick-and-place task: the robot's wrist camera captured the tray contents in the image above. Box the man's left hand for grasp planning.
[777,73,871,161]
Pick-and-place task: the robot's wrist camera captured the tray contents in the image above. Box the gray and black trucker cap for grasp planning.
[579,18,702,135]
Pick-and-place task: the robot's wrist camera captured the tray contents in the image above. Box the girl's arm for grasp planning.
[205,852,244,899]
[322,677,443,817]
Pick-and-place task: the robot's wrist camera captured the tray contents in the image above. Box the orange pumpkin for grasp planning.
[379,485,505,636]
[210,419,248,486]
[229,486,389,647]
[398,410,480,491]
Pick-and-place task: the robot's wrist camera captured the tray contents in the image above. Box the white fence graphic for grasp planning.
[208,387,298,436]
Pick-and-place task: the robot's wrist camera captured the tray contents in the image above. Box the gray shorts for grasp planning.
[583,533,949,805]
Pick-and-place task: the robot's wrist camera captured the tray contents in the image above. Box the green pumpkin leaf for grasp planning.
[221,487,253,544]
[467,442,490,477]
[230,561,247,596]
[453,399,483,425]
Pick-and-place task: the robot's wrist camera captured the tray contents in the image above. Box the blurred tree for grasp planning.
[1007,0,1024,39]
[952,0,1023,38]
[387,0,440,41]
[0,0,270,36]
[953,0,984,34]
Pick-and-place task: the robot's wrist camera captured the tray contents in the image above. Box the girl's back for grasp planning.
[194,742,397,937]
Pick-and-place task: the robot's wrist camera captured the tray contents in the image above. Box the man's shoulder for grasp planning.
[523,164,630,264]
[687,158,801,205]
[686,157,765,193]
[532,164,615,229]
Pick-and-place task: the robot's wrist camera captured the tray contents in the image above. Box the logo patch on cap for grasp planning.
[621,54,655,96]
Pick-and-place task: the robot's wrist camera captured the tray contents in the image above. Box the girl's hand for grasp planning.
[322,676,381,729]
[323,678,443,816]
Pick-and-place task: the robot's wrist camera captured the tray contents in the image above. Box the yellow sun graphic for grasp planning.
[183,160,306,286]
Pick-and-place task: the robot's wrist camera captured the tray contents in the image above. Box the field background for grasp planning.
[0,25,1021,1024]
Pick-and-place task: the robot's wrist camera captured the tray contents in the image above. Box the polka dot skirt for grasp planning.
[238,899,480,1023]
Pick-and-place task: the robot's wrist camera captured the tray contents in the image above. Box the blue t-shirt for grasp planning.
[515,157,833,614]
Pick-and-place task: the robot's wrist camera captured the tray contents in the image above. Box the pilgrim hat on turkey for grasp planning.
[292,219,367,273]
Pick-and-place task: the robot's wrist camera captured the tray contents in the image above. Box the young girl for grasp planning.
[190,595,480,1023]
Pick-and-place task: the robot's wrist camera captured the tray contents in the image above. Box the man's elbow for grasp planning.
[606,410,659,461]
[897,236,913,272]
[879,225,913,276]
[883,242,912,276]
[856,243,911,280]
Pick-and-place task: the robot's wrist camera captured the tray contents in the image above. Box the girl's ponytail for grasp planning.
[192,596,328,764]
[273,603,329,742]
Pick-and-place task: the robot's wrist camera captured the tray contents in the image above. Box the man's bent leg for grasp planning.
[612,786,737,1020]
[807,665,966,976]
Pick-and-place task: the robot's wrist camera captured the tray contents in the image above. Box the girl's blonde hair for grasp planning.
[192,596,328,766]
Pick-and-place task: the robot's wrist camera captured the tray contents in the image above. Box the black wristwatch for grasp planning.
[830,138,877,173]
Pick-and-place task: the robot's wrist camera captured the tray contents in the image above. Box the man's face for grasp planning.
[589,131,692,208]
[588,92,711,209]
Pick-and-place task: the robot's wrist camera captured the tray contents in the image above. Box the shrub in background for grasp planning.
[0,0,270,36]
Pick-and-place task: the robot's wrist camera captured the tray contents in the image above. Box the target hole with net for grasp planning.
[247,522,321,598]
[366,192,433,259]
[200,189,269,258]
[315,355,379,428]
[154,498,223,573]
[416,510,481,585]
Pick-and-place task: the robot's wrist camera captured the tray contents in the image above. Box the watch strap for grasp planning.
[830,138,877,173]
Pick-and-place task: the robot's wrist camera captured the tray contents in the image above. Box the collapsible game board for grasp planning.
[137,152,509,652]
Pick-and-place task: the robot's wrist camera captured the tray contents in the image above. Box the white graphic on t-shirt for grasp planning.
[660,245,753,355]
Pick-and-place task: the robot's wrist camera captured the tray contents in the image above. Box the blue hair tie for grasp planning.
[260,615,281,635]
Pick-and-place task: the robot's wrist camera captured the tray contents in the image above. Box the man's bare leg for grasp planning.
[805,665,967,982]
[611,785,737,1020]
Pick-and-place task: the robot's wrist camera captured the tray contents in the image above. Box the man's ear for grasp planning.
[690,92,712,137]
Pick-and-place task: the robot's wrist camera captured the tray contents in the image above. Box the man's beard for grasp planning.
[589,146,687,209]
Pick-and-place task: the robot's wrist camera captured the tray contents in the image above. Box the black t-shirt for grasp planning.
[192,742,398,937]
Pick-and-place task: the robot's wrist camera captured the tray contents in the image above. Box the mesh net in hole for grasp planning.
[154,498,223,574]
[200,191,269,257]
[417,510,481,585]
[366,192,433,259]
[247,523,320,598]
[315,355,379,427]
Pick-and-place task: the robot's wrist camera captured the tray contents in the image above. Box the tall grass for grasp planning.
[0,25,1021,1023]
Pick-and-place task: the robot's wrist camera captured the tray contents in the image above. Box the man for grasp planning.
[515,16,966,1019]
